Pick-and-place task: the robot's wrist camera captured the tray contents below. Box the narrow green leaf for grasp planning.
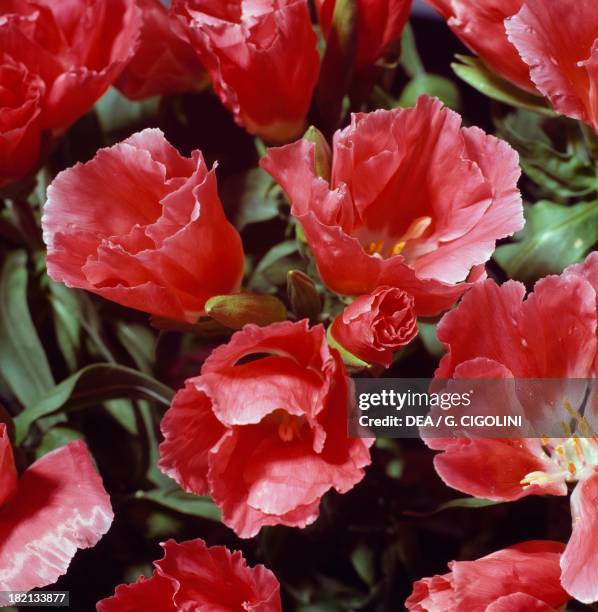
[452,55,556,116]
[494,200,598,280]
[0,251,53,406]
[14,363,174,443]
[400,23,425,77]
[48,282,81,371]
[405,497,501,517]
[134,489,221,521]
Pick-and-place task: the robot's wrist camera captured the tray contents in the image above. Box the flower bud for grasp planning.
[287,270,322,321]
[205,293,287,330]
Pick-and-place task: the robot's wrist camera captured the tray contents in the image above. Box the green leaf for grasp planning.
[405,497,501,517]
[497,111,597,198]
[48,281,81,371]
[35,426,83,459]
[115,322,155,374]
[494,200,598,281]
[224,168,282,231]
[14,363,174,443]
[0,251,54,406]
[418,322,445,359]
[134,488,221,521]
[95,88,160,134]
[351,545,375,586]
[452,55,556,116]
[399,74,461,110]
[400,23,425,77]
[248,241,304,293]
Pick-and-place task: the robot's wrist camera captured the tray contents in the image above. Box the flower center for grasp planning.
[268,409,305,442]
[366,216,432,258]
[521,436,598,489]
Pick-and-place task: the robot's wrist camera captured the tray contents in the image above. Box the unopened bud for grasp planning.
[205,293,287,330]
[304,126,332,182]
[287,270,321,322]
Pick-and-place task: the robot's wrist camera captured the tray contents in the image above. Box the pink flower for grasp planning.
[173,0,320,143]
[0,54,45,187]
[116,0,206,101]
[428,252,598,603]
[406,541,570,612]
[42,128,244,323]
[159,320,372,538]
[330,286,418,367]
[96,538,281,611]
[261,96,524,316]
[0,424,113,593]
[425,0,534,92]
[506,0,598,132]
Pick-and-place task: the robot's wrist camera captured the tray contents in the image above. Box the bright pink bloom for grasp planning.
[42,128,244,323]
[116,0,206,101]
[406,541,569,612]
[0,0,140,186]
[96,538,281,611]
[0,424,113,593]
[429,252,598,603]
[425,0,534,92]
[0,54,45,187]
[315,0,412,71]
[330,286,417,367]
[0,0,141,130]
[261,96,523,316]
[173,0,320,143]
[506,0,598,132]
[159,320,372,538]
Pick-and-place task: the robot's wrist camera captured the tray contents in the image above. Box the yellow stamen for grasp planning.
[367,240,385,255]
[390,216,433,257]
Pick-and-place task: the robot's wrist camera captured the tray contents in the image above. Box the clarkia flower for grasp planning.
[159,320,373,538]
[96,538,281,611]
[330,286,418,367]
[406,541,570,612]
[0,424,113,593]
[424,0,533,92]
[173,0,320,143]
[0,0,141,186]
[428,252,598,603]
[116,0,206,101]
[261,96,524,316]
[506,0,598,132]
[42,128,244,323]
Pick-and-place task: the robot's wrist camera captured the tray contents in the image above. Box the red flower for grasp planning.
[330,286,417,367]
[96,538,281,611]
[261,96,523,316]
[42,128,244,323]
[424,0,534,92]
[173,0,320,143]
[406,541,569,612]
[316,0,412,71]
[0,54,45,187]
[506,0,598,132]
[428,252,598,603]
[0,0,141,130]
[0,424,113,593]
[159,320,372,538]
[116,0,206,101]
